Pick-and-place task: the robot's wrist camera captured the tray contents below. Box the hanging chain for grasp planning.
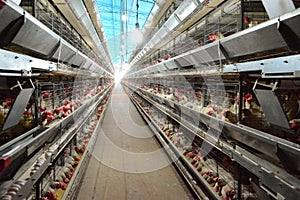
[136,0,139,28]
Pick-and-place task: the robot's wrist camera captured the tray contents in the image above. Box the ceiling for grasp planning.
[96,0,155,67]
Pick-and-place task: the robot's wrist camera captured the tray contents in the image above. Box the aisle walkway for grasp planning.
[77,84,193,200]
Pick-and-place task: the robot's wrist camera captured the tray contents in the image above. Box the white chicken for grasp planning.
[182,145,194,157]
[244,17,259,28]
[62,165,73,179]
[168,122,174,130]
[193,101,204,112]
[221,181,235,200]
[178,93,188,105]
[42,185,56,200]
[213,178,226,195]
[147,85,158,94]
[201,105,218,117]
[229,96,239,114]
[221,93,232,109]
[162,88,172,96]
[184,100,194,108]
[164,93,175,101]
[209,31,224,42]
[55,169,69,184]
[171,132,186,147]
[51,181,67,190]
[162,121,170,132]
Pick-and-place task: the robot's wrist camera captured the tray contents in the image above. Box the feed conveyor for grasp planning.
[129,7,300,78]
[0,0,112,76]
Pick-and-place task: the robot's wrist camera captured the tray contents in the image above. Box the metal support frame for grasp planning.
[238,77,243,123]
[33,0,36,17]
[237,165,242,200]
[65,52,77,66]
[34,80,39,126]
[240,0,245,31]
[223,54,300,78]
[219,41,231,63]
[47,39,61,59]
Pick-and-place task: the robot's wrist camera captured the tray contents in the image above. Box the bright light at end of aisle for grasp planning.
[114,70,125,84]
[114,63,131,84]
[122,63,131,70]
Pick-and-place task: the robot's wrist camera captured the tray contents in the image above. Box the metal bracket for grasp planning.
[219,41,232,63]
[272,80,278,92]
[276,145,299,174]
[17,80,23,90]
[0,13,26,48]
[46,38,61,59]
[9,79,34,91]
[277,18,300,51]
[173,59,182,69]
[253,86,290,129]
[252,78,259,91]
[65,52,77,66]
[80,60,88,69]
[29,78,35,89]
[3,80,35,131]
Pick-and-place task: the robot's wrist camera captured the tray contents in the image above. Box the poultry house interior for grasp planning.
[0,0,300,200]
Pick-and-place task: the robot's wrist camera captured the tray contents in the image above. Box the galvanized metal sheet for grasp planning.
[186,42,224,64]
[164,59,178,70]
[223,54,300,76]
[0,49,31,72]
[52,41,76,62]
[262,0,295,19]
[13,18,60,56]
[222,24,286,58]
[223,124,277,158]
[3,88,34,130]
[175,56,192,67]
[254,89,290,129]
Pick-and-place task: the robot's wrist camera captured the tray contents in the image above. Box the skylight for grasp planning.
[96,0,155,66]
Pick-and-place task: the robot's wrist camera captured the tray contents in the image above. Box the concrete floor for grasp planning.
[77,84,194,200]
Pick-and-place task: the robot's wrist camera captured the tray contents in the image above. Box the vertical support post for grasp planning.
[240,0,245,31]
[216,162,219,177]
[237,165,242,200]
[34,80,39,126]
[203,85,208,107]
[238,77,243,123]
[52,166,56,181]
[32,0,36,17]
[52,83,55,109]
[35,180,41,200]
